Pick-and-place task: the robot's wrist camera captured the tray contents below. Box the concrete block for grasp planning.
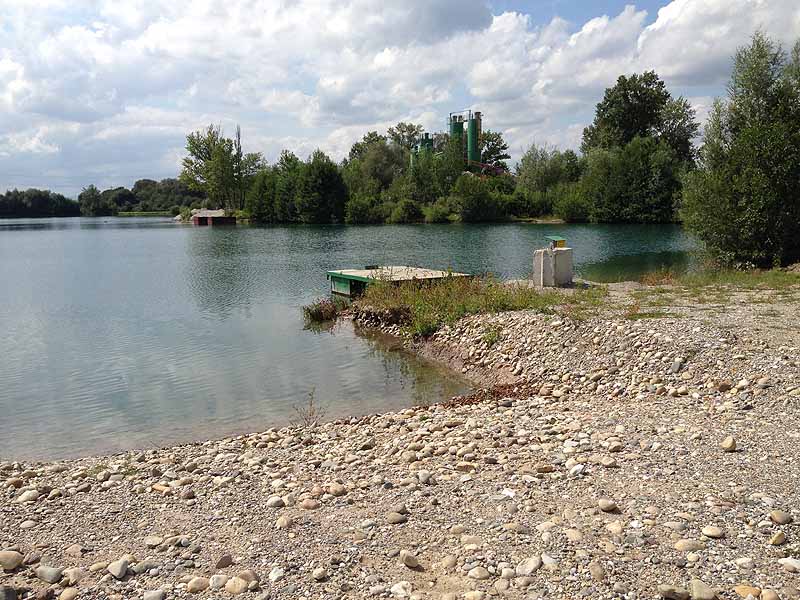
[533,247,573,287]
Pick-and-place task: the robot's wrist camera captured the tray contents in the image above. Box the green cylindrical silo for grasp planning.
[449,116,464,145]
[467,116,479,163]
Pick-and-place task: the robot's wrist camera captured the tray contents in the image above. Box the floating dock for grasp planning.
[326,266,470,297]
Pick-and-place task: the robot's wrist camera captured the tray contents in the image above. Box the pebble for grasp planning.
[59,590,79,600]
[225,577,249,595]
[689,579,716,600]
[770,510,793,525]
[701,526,725,539]
[215,554,233,569]
[387,512,408,524]
[779,557,800,573]
[0,551,23,571]
[187,576,209,593]
[35,566,63,584]
[311,567,327,581]
[721,436,737,452]
[107,559,129,580]
[399,550,419,569]
[516,557,542,576]
[733,585,761,598]
[468,566,490,580]
[143,592,165,600]
[598,498,618,512]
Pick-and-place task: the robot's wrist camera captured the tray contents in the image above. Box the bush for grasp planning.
[423,197,453,223]
[303,297,347,323]
[552,182,590,222]
[169,205,181,216]
[452,174,508,222]
[681,33,800,267]
[345,194,385,224]
[387,199,423,224]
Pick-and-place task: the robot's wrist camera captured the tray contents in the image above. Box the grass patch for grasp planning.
[482,325,502,346]
[303,297,347,324]
[358,276,607,337]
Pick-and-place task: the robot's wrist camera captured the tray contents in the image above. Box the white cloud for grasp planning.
[1,0,799,195]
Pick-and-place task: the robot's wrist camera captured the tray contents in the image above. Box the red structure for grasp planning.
[191,209,236,226]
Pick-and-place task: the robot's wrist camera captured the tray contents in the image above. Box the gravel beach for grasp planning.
[2,285,799,600]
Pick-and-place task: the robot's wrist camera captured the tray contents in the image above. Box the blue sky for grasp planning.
[1,0,798,196]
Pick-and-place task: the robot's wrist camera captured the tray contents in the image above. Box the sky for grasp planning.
[1,0,799,197]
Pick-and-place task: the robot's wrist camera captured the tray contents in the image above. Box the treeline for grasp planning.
[175,67,700,226]
[77,178,206,216]
[0,188,80,218]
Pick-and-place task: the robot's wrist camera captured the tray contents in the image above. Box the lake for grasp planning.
[0,218,694,459]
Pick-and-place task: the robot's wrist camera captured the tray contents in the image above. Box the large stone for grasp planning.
[35,565,63,584]
[770,510,793,525]
[107,559,129,580]
[0,551,23,571]
[516,557,542,576]
[400,550,419,569]
[733,585,761,598]
[675,539,706,552]
[689,579,716,600]
[59,588,79,600]
[16,490,39,503]
[0,586,17,600]
[225,577,249,595]
[779,557,800,573]
[187,577,209,593]
[468,567,490,580]
[598,498,618,513]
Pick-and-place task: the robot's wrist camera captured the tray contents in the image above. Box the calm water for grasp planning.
[0,218,693,460]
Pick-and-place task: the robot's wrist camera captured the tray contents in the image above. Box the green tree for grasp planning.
[348,131,387,161]
[79,184,115,216]
[409,149,440,205]
[246,168,278,223]
[479,130,511,171]
[274,150,302,222]
[296,150,348,224]
[681,32,800,267]
[451,174,506,222]
[516,144,583,196]
[581,71,671,152]
[582,136,682,223]
[387,122,423,152]
[180,124,262,212]
[436,136,466,196]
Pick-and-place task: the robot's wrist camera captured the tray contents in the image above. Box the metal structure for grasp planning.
[410,109,497,174]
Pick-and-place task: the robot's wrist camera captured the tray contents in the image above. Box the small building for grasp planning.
[191,209,236,226]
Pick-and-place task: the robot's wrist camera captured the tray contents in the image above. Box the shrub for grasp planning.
[552,182,590,222]
[302,297,347,323]
[387,199,423,224]
[452,174,508,222]
[423,197,453,223]
[345,194,385,224]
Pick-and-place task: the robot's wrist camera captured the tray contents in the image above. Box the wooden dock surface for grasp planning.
[327,266,469,282]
